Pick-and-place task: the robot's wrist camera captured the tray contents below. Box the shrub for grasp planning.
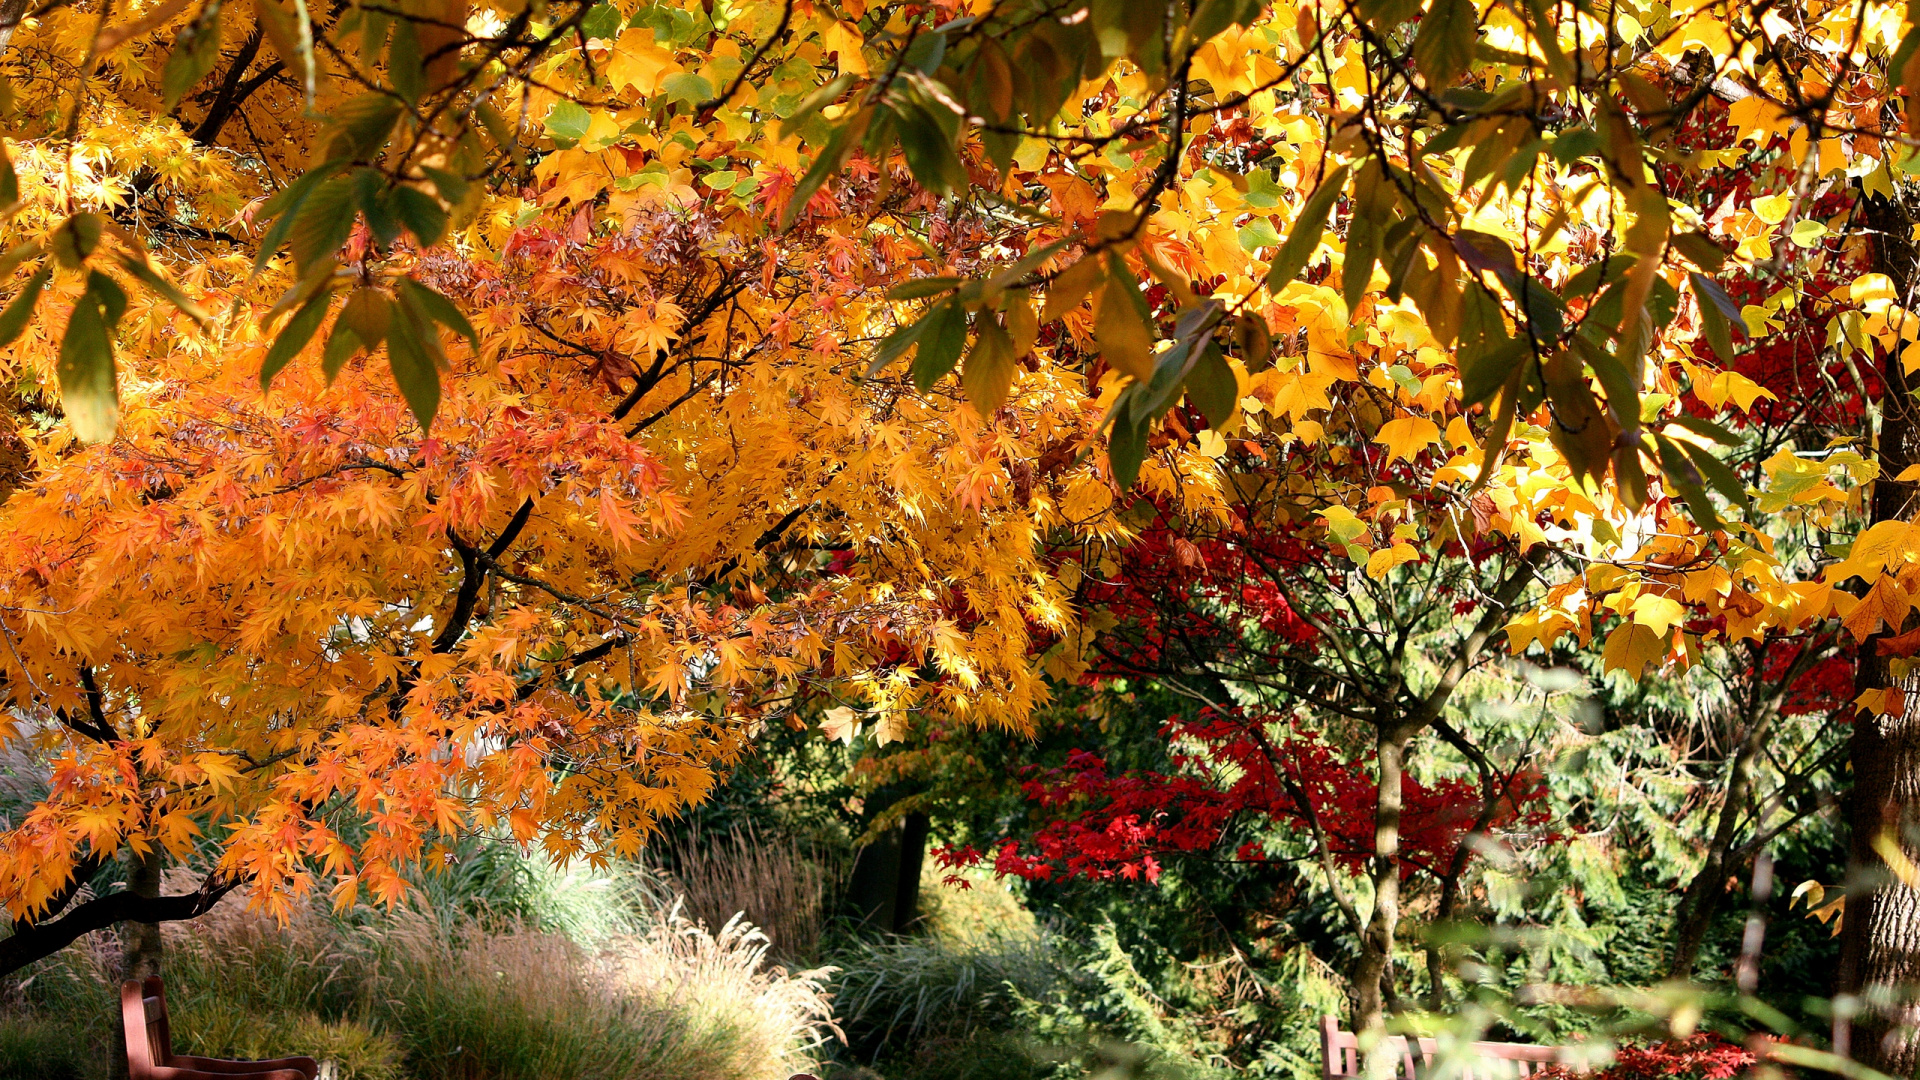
[1539,1036,1757,1080]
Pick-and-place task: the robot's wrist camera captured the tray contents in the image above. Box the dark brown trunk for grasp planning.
[1838,186,1920,1074]
[1354,729,1407,1036]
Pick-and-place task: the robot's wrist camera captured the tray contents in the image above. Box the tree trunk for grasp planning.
[111,848,165,1080]
[119,847,165,982]
[1838,185,1920,1073]
[1670,708,1773,979]
[1353,728,1408,1037]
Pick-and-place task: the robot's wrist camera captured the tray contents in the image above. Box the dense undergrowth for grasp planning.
[0,857,835,1080]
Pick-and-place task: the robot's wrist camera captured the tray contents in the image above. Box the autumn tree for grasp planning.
[2,0,1920,1063]
[0,0,1117,981]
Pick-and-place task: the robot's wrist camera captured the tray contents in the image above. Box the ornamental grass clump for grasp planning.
[1,859,836,1080]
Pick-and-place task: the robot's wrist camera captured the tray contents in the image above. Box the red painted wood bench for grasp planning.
[122,976,319,1080]
[1323,1016,1573,1080]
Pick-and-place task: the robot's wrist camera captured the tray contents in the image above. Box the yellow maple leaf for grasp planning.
[1374,416,1440,463]
[1602,622,1667,677]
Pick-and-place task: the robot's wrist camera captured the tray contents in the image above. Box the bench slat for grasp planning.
[1322,1017,1576,1080]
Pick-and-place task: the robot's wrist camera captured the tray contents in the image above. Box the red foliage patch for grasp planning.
[935,707,1552,886]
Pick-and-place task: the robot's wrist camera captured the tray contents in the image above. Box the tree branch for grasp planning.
[0,871,241,977]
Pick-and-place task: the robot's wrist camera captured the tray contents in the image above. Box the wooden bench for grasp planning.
[122,976,320,1080]
[1323,1016,1570,1080]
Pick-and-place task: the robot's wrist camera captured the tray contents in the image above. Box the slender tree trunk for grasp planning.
[1670,709,1773,979]
[110,848,165,1080]
[119,847,165,982]
[1838,185,1920,1073]
[1354,728,1408,1037]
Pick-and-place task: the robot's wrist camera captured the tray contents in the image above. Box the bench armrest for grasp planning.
[169,1056,319,1079]
[144,1068,312,1080]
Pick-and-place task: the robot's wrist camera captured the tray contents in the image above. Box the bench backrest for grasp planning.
[1322,1017,1568,1080]
[122,975,175,1077]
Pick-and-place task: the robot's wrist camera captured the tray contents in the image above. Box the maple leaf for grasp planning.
[820,705,861,744]
[1845,577,1914,641]
[1375,416,1440,463]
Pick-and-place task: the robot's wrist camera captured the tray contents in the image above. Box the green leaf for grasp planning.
[86,270,126,328]
[253,162,348,273]
[902,29,946,74]
[1458,284,1520,406]
[1654,432,1721,531]
[256,0,317,107]
[1689,272,1744,361]
[1572,336,1639,430]
[962,314,1016,414]
[1461,335,1527,410]
[354,167,402,248]
[661,72,714,105]
[419,165,468,206]
[1107,390,1151,490]
[888,276,963,301]
[1237,217,1282,252]
[1669,414,1743,445]
[321,96,401,163]
[1134,332,1206,423]
[288,176,357,273]
[1412,0,1476,89]
[260,285,333,390]
[546,100,592,141]
[1681,439,1752,513]
[0,264,50,349]
[911,300,968,391]
[1266,163,1349,292]
[1673,232,1728,273]
[779,107,871,232]
[385,296,442,431]
[476,102,524,166]
[895,101,967,196]
[1095,254,1156,382]
[1186,342,1237,429]
[392,185,450,247]
[163,1,225,109]
[1187,0,1263,44]
[866,318,927,378]
[51,213,104,270]
[580,3,623,39]
[983,238,1074,295]
[338,287,392,350]
[1469,372,1519,491]
[1343,211,1379,314]
[58,283,120,444]
[397,277,477,349]
[778,73,857,140]
[117,254,210,326]
[388,17,425,104]
[321,322,361,382]
[0,145,17,208]
[1789,219,1827,248]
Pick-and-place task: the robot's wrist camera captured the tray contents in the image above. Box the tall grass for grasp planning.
[830,933,1071,1055]
[664,825,839,962]
[5,859,836,1080]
